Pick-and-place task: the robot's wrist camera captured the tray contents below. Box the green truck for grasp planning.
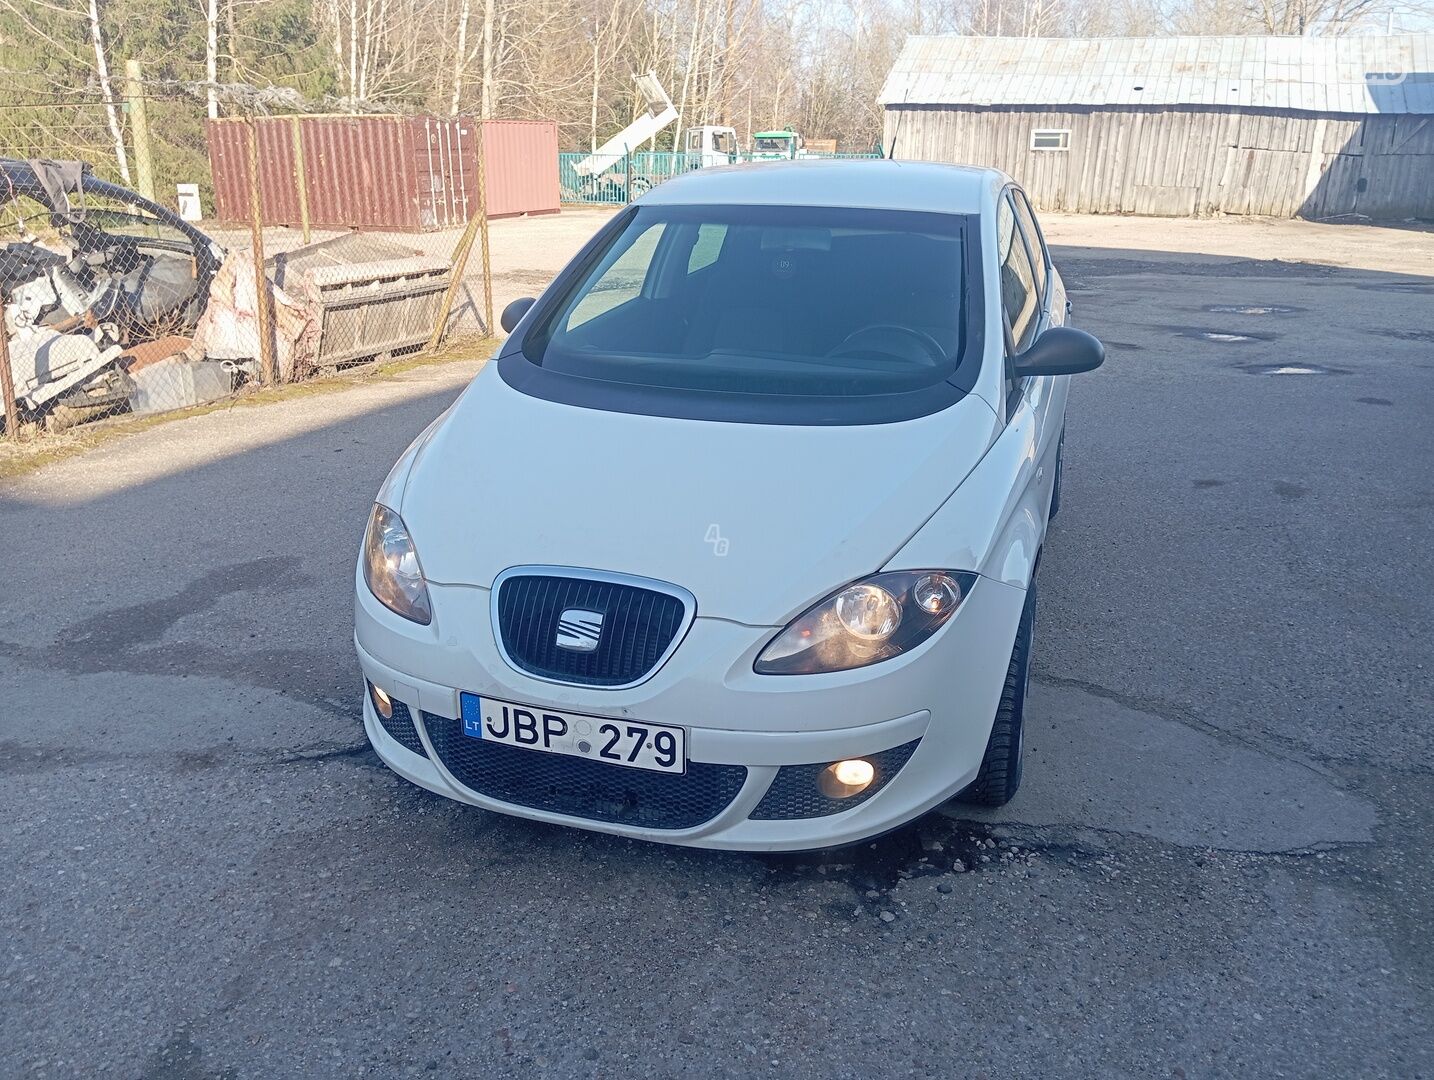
[750,130,806,161]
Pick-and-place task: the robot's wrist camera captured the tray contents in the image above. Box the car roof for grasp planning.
[639,159,1009,215]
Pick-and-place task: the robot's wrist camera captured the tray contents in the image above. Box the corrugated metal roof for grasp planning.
[879,34,1434,114]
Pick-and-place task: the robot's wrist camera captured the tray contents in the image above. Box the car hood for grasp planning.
[399,365,999,626]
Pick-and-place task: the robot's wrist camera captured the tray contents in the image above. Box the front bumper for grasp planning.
[355,572,1026,852]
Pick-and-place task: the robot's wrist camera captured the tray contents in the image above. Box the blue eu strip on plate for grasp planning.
[460,692,484,739]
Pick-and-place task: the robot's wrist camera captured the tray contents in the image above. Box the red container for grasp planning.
[207,115,559,231]
[482,120,561,218]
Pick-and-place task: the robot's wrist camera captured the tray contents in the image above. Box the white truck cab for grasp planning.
[683,126,740,169]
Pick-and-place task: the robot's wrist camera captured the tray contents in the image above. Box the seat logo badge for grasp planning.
[556,608,604,652]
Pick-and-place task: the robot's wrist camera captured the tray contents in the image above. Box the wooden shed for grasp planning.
[880,35,1434,220]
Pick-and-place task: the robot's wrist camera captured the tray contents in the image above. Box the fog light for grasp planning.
[368,682,394,719]
[818,758,876,799]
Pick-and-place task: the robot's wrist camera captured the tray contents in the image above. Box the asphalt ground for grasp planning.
[2,216,1432,1079]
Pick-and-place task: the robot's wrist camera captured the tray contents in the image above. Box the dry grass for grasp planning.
[0,335,497,482]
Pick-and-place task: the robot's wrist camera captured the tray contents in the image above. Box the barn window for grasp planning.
[1030,129,1070,151]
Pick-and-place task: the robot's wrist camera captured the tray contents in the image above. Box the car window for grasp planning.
[528,204,970,402]
[1011,190,1048,301]
[565,222,666,330]
[687,223,726,273]
[713,131,735,154]
[997,193,1039,353]
[5,187,194,254]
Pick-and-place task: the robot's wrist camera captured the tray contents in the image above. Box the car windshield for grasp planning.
[525,204,970,401]
[754,137,791,151]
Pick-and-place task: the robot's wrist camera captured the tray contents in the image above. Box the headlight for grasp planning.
[755,570,977,675]
[362,503,432,625]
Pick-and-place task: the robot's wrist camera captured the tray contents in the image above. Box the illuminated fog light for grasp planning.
[818,758,876,799]
[369,682,394,720]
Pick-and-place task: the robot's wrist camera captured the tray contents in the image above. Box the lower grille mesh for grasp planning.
[373,692,427,758]
[422,714,745,830]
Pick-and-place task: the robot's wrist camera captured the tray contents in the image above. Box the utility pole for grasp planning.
[290,117,311,244]
[123,59,156,202]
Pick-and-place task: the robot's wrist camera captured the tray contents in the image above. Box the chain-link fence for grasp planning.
[1,100,493,441]
[559,150,883,205]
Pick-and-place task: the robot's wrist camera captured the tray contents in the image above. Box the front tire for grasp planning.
[955,583,1035,807]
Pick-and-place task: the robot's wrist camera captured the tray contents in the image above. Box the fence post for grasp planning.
[426,122,492,348]
[625,143,633,205]
[242,115,277,385]
[289,117,311,244]
[0,288,16,440]
[122,59,156,203]
[476,124,493,338]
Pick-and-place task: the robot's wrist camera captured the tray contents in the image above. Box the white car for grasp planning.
[354,160,1103,852]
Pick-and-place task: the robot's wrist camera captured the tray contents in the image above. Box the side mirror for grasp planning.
[1011,326,1104,377]
[500,296,536,334]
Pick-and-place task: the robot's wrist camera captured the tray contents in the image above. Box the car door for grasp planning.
[996,187,1064,532]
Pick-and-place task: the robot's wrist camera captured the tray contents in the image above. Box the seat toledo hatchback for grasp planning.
[355,160,1103,851]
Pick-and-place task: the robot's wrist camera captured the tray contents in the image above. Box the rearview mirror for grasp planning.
[1012,326,1104,377]
[500,296,536,334]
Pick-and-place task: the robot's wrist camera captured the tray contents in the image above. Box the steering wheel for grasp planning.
[828,324,946,366]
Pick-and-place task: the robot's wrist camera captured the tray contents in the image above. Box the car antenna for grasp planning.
[887,83,910,160]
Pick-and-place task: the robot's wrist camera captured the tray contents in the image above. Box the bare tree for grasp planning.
[205,0,219,118]
[86,0,130,182]
[450,0,471,113]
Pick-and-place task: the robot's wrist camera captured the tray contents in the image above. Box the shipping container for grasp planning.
[207,116,560,231]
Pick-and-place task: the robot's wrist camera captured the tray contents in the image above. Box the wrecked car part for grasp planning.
[46,365,136,432]
[128,356,234,416]
[120,335,193,373]
[1,324,122,414]
[2,157,226,429]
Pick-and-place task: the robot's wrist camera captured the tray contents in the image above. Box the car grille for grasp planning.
[748,740,921,820]
[422,714,746,830]
[495,573,689,687]
[374,694,428,758]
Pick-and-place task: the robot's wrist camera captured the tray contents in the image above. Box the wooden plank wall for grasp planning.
[885,105,1434,221]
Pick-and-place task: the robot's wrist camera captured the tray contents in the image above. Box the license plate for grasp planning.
[459,693,686,774]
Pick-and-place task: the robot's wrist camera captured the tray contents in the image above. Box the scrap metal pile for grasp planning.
[1,158,230,431]
[1,157,455,436]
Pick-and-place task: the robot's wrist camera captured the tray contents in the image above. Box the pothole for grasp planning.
[757,815,1091,920]
[1373,328,1434,342]
[1165,325,1277,344]
[1354,281,1434,295]
[1238,362,1346,376]
[1203,304,1303,316]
